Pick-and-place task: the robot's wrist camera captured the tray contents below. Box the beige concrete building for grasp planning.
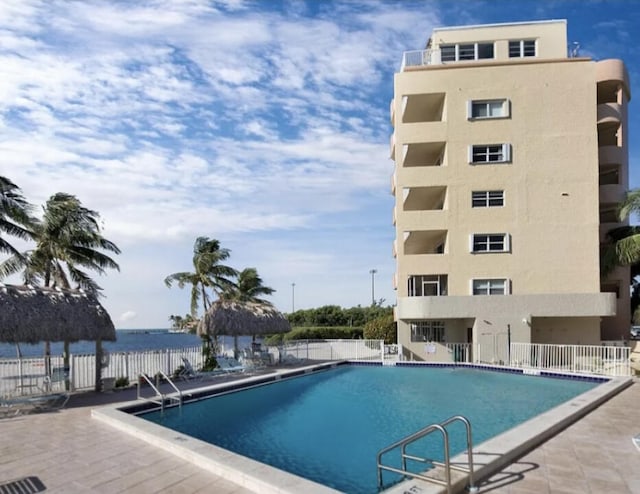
[390,20,631,361]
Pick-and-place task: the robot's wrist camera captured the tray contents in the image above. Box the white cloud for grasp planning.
[4,1,635,328]
[119,310,138,323]
[0,0,438,327]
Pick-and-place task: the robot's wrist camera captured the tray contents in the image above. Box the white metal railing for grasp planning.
[1,341,630,397]
[280,339,384,362]
[510,343,631,377]
[0,347,202,397]
[0,356,66,397]
[446,343,473,363]
[401,49,439,71]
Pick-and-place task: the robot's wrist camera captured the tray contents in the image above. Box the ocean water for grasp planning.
[0,330,256,358]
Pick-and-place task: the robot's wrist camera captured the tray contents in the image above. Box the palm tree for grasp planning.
[0,192,121,387]
[0,176,34,259]
[164,237,237,369]
[164,237,237,316]
[223,267,275,304]
[222,267,276,349]
[601,189,640,322]
[1,193,121,291]
[602,189,640,272]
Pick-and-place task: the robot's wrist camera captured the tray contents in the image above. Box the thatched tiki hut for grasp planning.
[198,300,291,358]
[0,283,116,392]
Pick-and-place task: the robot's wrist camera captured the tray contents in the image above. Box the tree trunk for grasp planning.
[63,340,70,391]
[95,339,102,392]
[44,341,51,379]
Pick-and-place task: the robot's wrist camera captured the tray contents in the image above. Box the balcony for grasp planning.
[389,133,396,159]
[599,145,624,167]
[401,93,445,123]
[599,183,624,204]
[403,186,446,211]
[599,164,621,185]
[403,141,446,167]
[404,230,447,255]
[600,203,620,224]
[389,98,395,125]
[401,49,439,71]
[598,123,620,147]
[596,59,631,100]
[597,103,622,127]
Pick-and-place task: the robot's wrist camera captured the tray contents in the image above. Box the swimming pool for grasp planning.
[138,364,600,493]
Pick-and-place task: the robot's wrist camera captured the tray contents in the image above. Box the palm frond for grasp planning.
[618,189,640,222]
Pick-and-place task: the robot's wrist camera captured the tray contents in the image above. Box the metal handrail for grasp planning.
[376,415,476,493]
[137,371,182,412]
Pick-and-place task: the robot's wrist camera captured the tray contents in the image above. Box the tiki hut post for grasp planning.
[95,339,103,393]
[63,340,70,391]
[44,340,52,378]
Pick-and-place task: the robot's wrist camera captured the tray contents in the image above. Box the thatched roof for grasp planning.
[0,284,116,344]
[198,299,291,337]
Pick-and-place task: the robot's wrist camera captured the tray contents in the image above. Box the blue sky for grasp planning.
[1,0,638,328]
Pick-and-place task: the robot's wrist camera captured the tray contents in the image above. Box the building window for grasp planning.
[408,275,448,296]
[471,233,509,253]
[441,42,494,62]
[468,99,509,119]
[469,144,511,164]
[472,190,504,207]
[509,40,536,58]
[410,320,445,342]
[472,279,509,295]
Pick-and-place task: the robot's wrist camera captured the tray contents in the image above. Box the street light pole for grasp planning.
[369,269,377,305]
[291,283,296,313]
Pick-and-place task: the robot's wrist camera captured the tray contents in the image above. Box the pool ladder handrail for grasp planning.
[376,415,477,494]
[137,371,182,412]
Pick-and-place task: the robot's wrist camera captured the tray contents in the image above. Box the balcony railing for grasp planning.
[401,49,438,71]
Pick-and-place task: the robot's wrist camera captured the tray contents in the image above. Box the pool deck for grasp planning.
[1,370,639,493]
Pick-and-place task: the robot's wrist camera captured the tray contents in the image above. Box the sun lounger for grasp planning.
[0,393,69,417]
[280,353,305,365]
[240,348,272,369]
[178,357,223,381]
[216,356,245,373]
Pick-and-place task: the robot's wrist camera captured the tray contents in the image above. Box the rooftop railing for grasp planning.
[400,49,438,71]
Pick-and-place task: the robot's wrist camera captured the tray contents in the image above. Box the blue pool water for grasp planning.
[141,365,598,493]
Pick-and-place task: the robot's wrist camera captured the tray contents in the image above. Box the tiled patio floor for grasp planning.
[1,377,638,493]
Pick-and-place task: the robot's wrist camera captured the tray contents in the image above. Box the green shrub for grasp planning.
[172,365,186,379]
[114,376,129,388]
[285,326,363,340]
[363,314,397,344]
[265,326,363,344]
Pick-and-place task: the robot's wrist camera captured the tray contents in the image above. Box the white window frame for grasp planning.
[410,320,445,342]
[472,190,504,208]
[470,233,510,253]
[509,39,536,58]
[440,42,495,62]
[471,278,509,295]
[467,99,510,120]
[468,144,511,164]
[408,275,448,297]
